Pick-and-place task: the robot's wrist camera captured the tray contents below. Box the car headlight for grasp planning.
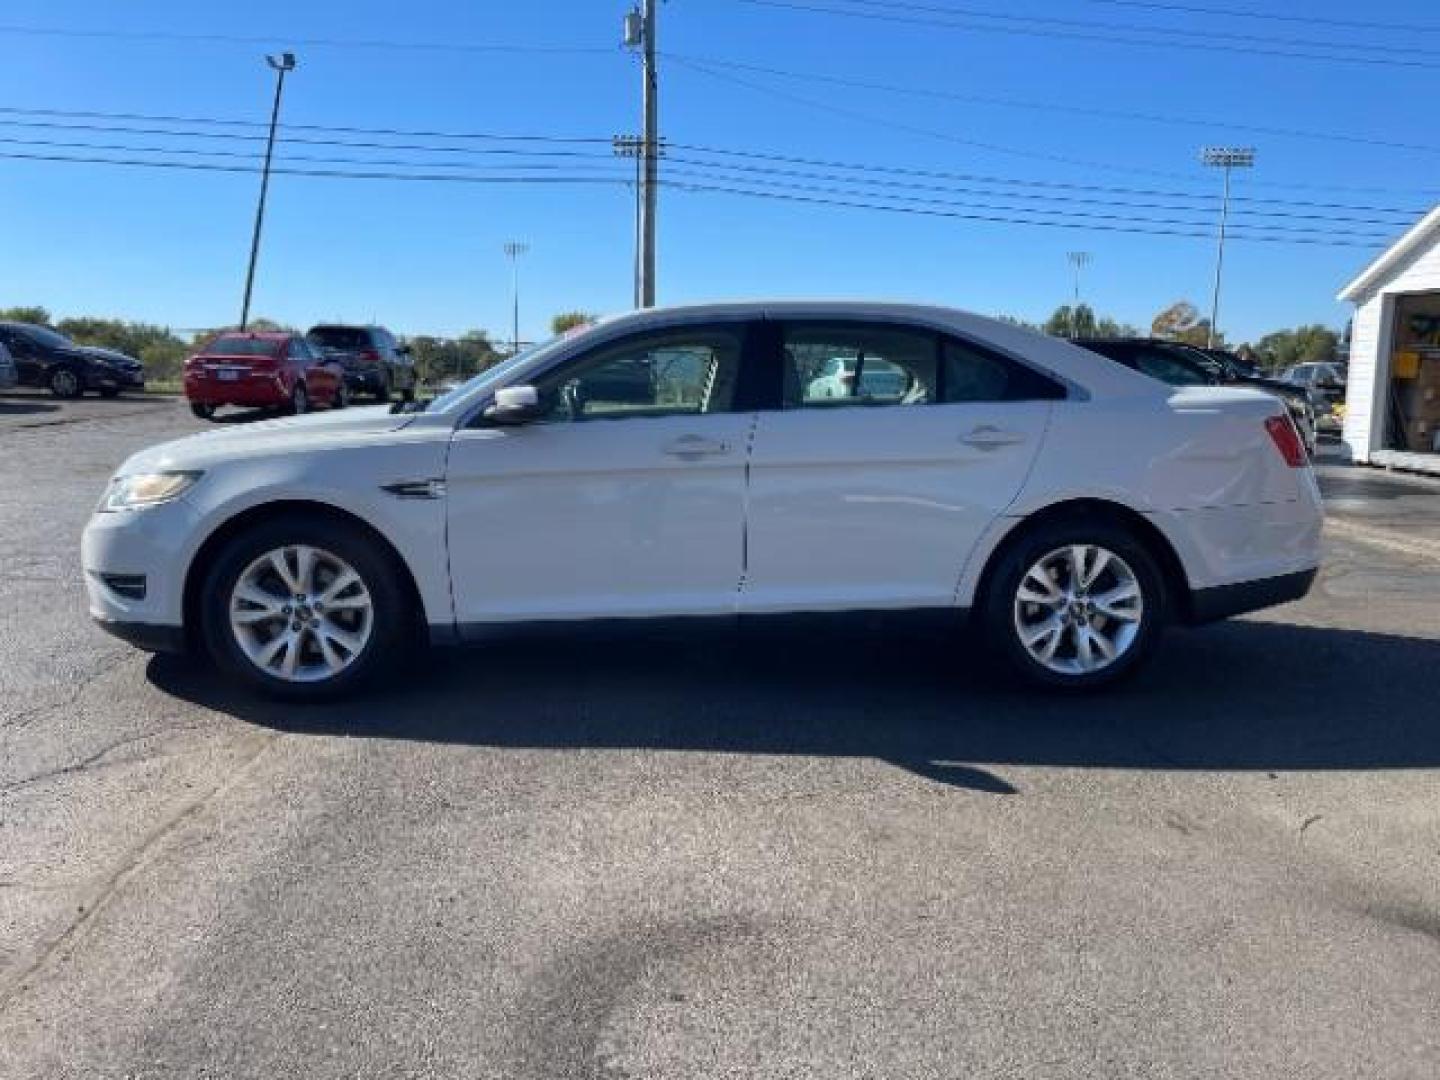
[98,471,202,511]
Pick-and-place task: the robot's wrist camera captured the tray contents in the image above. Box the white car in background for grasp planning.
[82,302,1322,699]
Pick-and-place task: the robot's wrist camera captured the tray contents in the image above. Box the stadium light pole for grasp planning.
[1201,147,1255,349]
[240,52,296,331]
[1066,251,1091,338]
[503,241,529,356]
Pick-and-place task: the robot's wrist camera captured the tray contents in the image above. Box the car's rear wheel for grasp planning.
[332,379,350,410]
[189,402,216,421]
[374,372,391,403]
[99,388,121,399]
[288,381,309,415]
[200,517,410,700]
[48,366,83,399]
[982,519,1166,690]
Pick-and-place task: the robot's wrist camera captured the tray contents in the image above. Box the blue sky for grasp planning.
[0,0,1435,345]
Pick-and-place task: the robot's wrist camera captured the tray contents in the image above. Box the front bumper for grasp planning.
[88,367,146,391]
[82,497,201,635]
[91,616,187,653]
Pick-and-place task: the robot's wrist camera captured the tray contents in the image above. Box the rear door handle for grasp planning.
[960,425,1027,449]
[663,434,730,457]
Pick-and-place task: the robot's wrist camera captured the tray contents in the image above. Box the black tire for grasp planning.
[199,515,412,701]
[288,381,309,415]
[981,516,1168,691]
[48,366,83,399]
[189,402,217,421]
[374,372,391,403]
[332,380,350,410]
[99,387,121,399]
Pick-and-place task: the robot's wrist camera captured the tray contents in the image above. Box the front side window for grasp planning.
[783,324,936,409]
[533,326,744,422]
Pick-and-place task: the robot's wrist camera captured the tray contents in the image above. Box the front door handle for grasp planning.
[663,434,731,458]
[960,425,1026,449]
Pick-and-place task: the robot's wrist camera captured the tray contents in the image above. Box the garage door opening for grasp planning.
[1385,291,1440,455]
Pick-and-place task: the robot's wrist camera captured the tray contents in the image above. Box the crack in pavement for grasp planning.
[0,650,132,734]
[0,719,222,795]
[0,728,281,1011]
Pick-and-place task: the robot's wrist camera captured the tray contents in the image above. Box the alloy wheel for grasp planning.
[1012,544,1144,676]
[50,369,80,397]
[228,545,374,683]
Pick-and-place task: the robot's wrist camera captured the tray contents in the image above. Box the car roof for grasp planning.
[213,330,291,339]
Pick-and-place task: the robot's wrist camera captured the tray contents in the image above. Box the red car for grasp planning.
[184,331,349,420]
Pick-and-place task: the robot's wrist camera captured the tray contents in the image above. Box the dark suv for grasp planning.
[304,325,416,402]
[1073,337,1317,457]
[0,322,145,398]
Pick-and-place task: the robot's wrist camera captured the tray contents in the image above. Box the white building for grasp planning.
[1337,206,1440,473]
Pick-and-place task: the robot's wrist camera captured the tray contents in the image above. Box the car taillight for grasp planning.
[358,348,382,364]
[1265,414,1307,467]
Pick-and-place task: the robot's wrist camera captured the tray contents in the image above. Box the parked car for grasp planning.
[183,331,347,420]
[84,302,1321,700]
[1280,362,1346,434]
[0,322,145,398]
[1073,338,1318,457]
[805,355,914,401]
[0,338,17,390]
[304,324,416,402]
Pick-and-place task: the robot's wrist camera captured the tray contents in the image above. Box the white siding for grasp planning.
[1342,232,1440,462]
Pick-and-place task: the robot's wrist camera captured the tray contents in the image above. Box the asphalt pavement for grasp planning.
[2,393,1438,1079]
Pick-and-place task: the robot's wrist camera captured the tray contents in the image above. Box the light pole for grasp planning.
[503,241,529,356]
[1201,146,1255,349]
[239,51,296,331]
[1066,251,1091,338]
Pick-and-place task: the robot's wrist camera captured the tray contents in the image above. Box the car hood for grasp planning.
[78,346,140,366]
[116,406,421,473]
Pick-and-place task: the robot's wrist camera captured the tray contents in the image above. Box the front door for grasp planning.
[445,321,758,626]
[742,320,1059,612]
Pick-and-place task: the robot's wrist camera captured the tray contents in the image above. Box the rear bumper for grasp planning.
[1186,567,1317,625]
[185,377,287,407]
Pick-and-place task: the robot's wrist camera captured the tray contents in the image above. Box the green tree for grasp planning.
[1043,304,1097,337]
[0,305,52,325]
[404,330,502,387]
[1252,325,1341,372]
[551,310,596,334]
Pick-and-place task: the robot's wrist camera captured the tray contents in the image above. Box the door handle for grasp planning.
[960,425,1026,449]
[663,434,730,457]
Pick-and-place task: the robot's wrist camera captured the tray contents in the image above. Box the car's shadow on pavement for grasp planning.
[148,617,1440,795]
[0,395,60,415]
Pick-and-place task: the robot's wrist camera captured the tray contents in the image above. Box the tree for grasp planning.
[1252,325,1341,372]
[551,310,595,334]
[1150,300,1219,347]
[1040,304,1137,339]
[0,305,52,325]
[404,330,503,386]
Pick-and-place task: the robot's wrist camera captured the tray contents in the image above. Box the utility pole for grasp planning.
[623,2,658,307]
[240,52,296,331]
[1066,251,1091,338]
[612,134,666,309]
[503,241,528,356]
[1201,147,1255,349]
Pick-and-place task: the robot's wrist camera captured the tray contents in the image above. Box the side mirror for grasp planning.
[485,384,541,425]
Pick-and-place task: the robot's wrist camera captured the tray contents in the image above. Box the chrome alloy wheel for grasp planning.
[1012,544,1143,676]
[229,545,373,683]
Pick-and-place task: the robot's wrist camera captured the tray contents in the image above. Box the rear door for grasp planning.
[742,319,1060,613]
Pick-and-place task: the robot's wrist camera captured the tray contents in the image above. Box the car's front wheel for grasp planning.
[189,402,216,421]
[983,519,1166,690]
[200,517,410,700]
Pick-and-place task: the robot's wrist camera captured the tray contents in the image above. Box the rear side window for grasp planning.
[782,324,937,408]
[942,337,1065,402]
[1128,346,1211,387]
[306,327,369,349]
[204,335,281,356]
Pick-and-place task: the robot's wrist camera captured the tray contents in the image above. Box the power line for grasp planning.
[797,0,1437,55]
[731,0,1440,71]
[665,51,1440,160]
[0,145,1397,246]
[0,22,617,56]
[1,108,1429,214]
[1080,0,1440,35]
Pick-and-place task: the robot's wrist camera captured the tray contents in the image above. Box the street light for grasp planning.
[503,241,529,356]
[239,51,297,331]
[1066,251,1092,338]
[1200,146,1255,349]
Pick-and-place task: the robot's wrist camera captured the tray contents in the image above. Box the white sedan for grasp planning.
[82,302,1322,698]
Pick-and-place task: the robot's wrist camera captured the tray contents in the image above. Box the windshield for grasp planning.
[424,332,575,412]
[307,327,369,349]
